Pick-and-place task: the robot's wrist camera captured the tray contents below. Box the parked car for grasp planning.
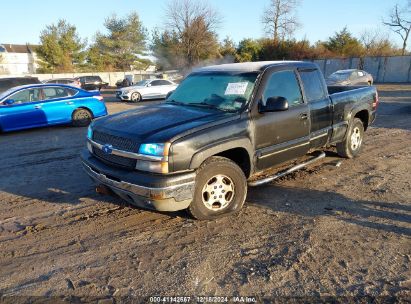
[0,77,41,93]
[81,61,378,220]
[0,84,107,132]
[78,76,108,91]
[115,78,133,88]
[326,69,373,86]
[116,79,178,102]
[42,78,81,88]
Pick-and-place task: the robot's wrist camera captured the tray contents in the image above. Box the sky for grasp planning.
[0,0,407,48]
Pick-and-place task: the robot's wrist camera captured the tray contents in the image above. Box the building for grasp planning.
[0,44,39,75]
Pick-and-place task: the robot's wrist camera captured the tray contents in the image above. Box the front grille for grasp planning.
[93,147,136,169]
[93,131,139,152]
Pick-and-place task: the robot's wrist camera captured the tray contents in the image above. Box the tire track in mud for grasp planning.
[0,154,79,171]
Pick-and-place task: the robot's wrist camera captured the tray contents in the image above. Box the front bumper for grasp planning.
[80,150,195,211]
[116,91,130,101]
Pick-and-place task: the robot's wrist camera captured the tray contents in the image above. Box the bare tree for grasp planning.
[262,0,301,43]
[383,3,411,55]
[360,29,401,56]
[165,0,221,66]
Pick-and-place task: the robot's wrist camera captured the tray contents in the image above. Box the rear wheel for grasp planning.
[131,92,142,102]
[188,156,247,220]
[336,118,364,158]
[72,108,92,127]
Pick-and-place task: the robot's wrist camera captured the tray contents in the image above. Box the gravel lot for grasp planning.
[0,85,410,302]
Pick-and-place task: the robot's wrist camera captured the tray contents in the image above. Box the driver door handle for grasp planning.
[299,113,308,120]
[34,105,42,109]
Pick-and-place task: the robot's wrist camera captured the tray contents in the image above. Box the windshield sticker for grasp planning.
[224,82,248,95]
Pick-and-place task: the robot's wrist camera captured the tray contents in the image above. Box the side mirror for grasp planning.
[147,83,152,87]
[259,96,289,112]
[5,99,15,105]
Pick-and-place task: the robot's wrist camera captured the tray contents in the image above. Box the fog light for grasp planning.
[87,141,92,153]
[135,160,169,173]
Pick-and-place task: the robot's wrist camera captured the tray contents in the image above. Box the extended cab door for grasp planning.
[298,68,332,148]
[252,68,310,170]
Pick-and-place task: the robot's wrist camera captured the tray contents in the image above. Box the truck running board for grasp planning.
[248,151,326,187]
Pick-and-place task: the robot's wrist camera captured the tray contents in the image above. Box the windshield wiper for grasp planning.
[188,102,219,109]
[190,102,237,112]
[167,100,235,112]
[166,99,185,106]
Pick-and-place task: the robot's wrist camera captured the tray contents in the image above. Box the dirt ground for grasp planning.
[0,85,410,303]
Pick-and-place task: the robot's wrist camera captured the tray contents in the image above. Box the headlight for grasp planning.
[139,143,168,156]
[87,125,93,139]
[136,143,170,173]
[86,125,93,153]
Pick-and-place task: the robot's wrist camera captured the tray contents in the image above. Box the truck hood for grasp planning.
[93,103,238,145]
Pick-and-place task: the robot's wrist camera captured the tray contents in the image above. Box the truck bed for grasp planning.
[327,85,378,143]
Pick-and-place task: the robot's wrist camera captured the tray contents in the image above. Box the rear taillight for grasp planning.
[372,91,379,109]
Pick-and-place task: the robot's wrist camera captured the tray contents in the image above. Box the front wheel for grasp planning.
[336,118,364,158]
[72,108,92,127]
[188,156,247,220]
[130,92,142,102]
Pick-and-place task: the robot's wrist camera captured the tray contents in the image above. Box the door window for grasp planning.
[42,87,77,100]
[150,80,163,86]
[263,70,303,107]
[299,70,327,102]
[9,88,41,103]
[158,80,172,85]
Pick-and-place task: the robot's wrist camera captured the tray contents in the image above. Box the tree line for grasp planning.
[35,0,410,73]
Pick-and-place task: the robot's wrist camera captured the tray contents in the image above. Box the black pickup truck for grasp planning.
[81,61,378,219]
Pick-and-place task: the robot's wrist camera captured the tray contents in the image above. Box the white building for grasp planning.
[0,44,39,75]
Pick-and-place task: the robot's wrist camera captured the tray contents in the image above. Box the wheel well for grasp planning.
[214,148,251,178]
[354,110,369,130]
[73,107,94,119]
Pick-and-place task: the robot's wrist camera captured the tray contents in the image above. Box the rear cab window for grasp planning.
[298,69,327,102]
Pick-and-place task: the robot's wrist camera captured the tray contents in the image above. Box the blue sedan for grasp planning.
[0,84,107,132]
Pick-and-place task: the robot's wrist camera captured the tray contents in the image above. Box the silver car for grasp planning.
[116,79,178,102]
[326,69,373,86]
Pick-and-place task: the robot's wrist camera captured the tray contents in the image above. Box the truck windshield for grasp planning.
[166,72,258,111]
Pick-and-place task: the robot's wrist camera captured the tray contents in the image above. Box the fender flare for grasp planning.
[346,104,370,123]
[189,137,254,170]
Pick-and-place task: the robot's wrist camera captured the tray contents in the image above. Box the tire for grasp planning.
[336,118,364,159]
[130,92,142,102]
[72,108,93,127]
[188,156,247,220]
